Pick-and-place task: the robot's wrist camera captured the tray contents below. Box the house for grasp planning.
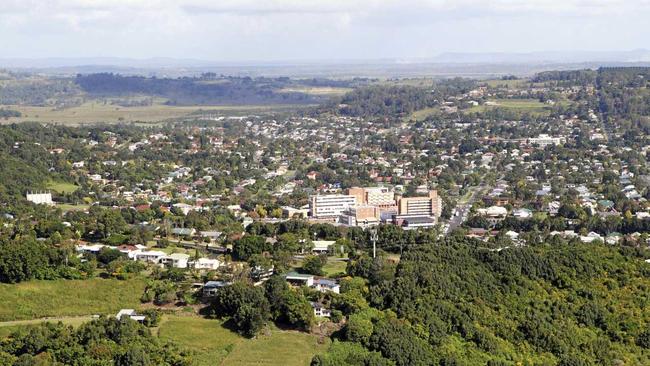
[116,309,146,323]
[199,231,222,242]
[285,272,314,287]
[134,250,166,263]
[477,206,507,225]
[310,302,331,318]
[512,208,533,219]
[203,280,230,297]
[312,240,335,254]
[172,227,196,237]
[190,258,221,270]
[251,265,275,282]
[313,278,340,294]
[160,253,190,268]
[580,232,603,243]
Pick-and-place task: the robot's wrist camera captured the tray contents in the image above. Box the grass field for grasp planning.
[46,180,79,194]
[0,278,146,321]
[0,317,91,339]
[405,106,440,122]
[322,260,348,276]
[482,79,530,88]
[278,86,352,96]
[0,101,307,125]
[56,203,91,211]
[466,98,552,115]
[158,315,329,366]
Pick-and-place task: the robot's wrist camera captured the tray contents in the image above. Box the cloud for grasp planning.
[0,0,648,60]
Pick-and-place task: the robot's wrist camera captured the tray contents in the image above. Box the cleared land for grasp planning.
[482,79,530,88]
[158,315,330,366]
[0,101,307,125]
[0,278,146,321]
[56,203,91,212]
[46,180,79,194]
[278,86,352,96]
[322,259,348,276]
[466,98,554,115]
[405,106,440,122]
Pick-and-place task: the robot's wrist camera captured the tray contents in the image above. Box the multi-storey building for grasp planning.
[309,194,357,218]
[347,186,395,207]
[397,190,442,218]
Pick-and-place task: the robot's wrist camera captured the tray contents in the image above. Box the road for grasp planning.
[444,184,488,235]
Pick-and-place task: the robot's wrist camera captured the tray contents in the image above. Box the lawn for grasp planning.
[0,278,146,321]
[158,315,242,365]
[46,180,79,194]
[158,315,330,366]
[322,259,348,276]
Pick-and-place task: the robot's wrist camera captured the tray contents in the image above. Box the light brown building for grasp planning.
[340,205,381,227]
[397,190,442,218]
[346,187,395,207]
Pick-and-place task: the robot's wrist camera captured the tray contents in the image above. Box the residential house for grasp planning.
[160,253,190,268]
[310,302,331,318]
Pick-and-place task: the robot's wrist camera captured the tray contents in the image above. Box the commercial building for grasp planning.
[309,194,356,218]
[26,192,53,205]
[347,186,395,207]
[527,134,565,147]
[339,205,380,227]
[392,190,443,229]
[397,190,442,218]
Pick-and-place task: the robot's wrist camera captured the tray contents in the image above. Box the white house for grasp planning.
[116,309,146,322]
[190,257,221,270]
[160,253,190,268]
[313,278,340,294]
[310,302,331,318]
[312,240,335,254]
[134,250,166,263]
[580,232,603,243]
[286,272,314,287]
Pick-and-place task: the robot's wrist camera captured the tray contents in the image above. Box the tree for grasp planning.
[232,235,269,261]
[211,282,270,337]
[302,255,327,276]
[280,290,314,330]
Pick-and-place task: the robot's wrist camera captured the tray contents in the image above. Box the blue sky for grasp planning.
[1,0,649,61]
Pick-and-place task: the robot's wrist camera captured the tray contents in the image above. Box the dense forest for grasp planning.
[532,70,598,86]
[75,73,351,105]
[597,67,650,122]
[313,237,650,365]
[322,78,476,118]
[0,108,21,119]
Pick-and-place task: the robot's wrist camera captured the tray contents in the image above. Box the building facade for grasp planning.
[397,190,442,218]
[309,194,357,218]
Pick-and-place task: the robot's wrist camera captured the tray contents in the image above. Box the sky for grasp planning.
[1,0,650,62]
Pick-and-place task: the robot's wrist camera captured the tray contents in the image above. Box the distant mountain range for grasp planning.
[1,50,649,78]
[431,49,650,64]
